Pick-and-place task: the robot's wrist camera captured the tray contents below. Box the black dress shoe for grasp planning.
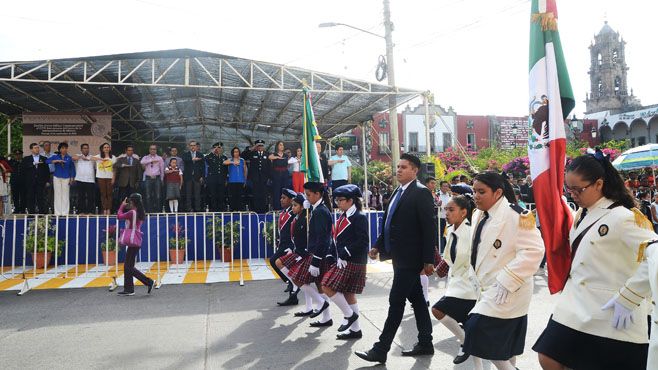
[401,342,434,356]
[309,300,329,318]
[354,349,386,364]
[284,282,293,293]
[337,312,359,332]
[309,319,333,327]
[147,280,155,294]
[337,330,362,340]
[117,291,134,296]
[453,346,470,364]
[277,293,299,306]
[294,310,314,317]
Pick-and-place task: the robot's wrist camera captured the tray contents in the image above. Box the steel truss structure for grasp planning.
[0,49,422,147]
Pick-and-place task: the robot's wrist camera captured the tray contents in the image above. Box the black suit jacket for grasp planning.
[20,155,50,187]
[182,151,205,181]
[375,179,437,270]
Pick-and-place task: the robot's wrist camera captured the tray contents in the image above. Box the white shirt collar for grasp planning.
[398,179,413,193]
[312,198,323,208]
[344,204,357,217]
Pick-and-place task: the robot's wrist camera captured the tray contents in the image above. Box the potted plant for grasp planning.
[206,218,242,262]
[100,224,118,266]
[168,224,188,264]
[24,218,64,269]
[263,220,275,249]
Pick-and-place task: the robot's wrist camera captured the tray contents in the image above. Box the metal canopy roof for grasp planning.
[0,49,423,147]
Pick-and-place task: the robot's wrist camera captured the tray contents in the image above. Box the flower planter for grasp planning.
[31,252,52,269]
[222,247,233,263]
[169,249,186,264]
[101,250,117,266]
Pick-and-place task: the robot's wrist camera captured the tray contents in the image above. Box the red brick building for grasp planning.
[456,115,491,150]
[352,112,405,162]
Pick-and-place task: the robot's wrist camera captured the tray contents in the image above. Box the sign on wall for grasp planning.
[22,113,112,155]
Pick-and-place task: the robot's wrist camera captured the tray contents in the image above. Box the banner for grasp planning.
[22,113,111,155]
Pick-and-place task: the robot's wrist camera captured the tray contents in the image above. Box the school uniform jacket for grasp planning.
[291,212,308,256]
[334,205,369,265]
[470,197,544,319]
[442,221,478,300]
[277,207,295,251]
[552,197,656,344]
[308,203,333,268]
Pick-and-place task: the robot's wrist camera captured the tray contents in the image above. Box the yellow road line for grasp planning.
[229,259,253,282]
[182,260,211,284]
[35,265,90,290]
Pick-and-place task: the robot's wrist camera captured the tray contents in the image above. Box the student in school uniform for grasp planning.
[431,195,482,369]
[288,181,334,327]
[273,189,300,306]
[463,171,544,370]
[534,150,657,370]
[321,184,369,340]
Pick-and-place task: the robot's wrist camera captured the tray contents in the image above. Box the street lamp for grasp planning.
[570,115,582,140]
[591,126,598,139]
[511,123,519,148]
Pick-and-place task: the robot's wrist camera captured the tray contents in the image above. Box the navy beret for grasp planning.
[333,184,362,199]
[291,193,306,205]
[281,188,296,199]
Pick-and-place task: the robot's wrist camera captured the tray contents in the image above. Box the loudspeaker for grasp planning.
[419,162,435,184]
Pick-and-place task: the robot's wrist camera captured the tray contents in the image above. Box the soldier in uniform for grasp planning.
[462,171,544,370]
[534,150,656,370]
[204,142,228,212]
[243,140,271,213]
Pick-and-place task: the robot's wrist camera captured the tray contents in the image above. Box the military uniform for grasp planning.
[243,142,270,213]
[533,197,656,370]
[204,150,228,212]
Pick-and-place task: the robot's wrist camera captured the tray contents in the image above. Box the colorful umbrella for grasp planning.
[611,144,658,171]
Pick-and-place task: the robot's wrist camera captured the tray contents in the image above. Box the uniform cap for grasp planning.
[333,184,362,199]
[281,188,296,199]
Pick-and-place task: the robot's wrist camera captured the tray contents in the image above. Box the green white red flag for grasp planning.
[527,0,575,294]
[300,87,324,183]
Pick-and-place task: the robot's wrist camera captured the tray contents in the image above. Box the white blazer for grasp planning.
[469,197,545,319]
[442,221,478,300]
[553,197,656,344]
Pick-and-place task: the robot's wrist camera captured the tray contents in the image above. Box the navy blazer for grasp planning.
[308,203,333,268]
[277,207,295,250]
[334,208,369,264]
[291,211,308,256]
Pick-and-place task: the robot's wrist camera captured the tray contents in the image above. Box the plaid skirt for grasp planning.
[279,252,300,270]
[321,261,367,294]
[289,255,332,285]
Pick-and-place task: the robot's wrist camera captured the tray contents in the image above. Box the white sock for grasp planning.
[510,356,516,367]
[329,292,353,324]
[439,315,465,343]
[319,293,332,323]
[173,200,178,212]
[279,267,298,292]
[300,284,324,307]
[491,360,515,370]
[169,200,175,212]
[281,266,289,275]
[304,291,314,312]
[349,303,360,332]
[420,274,429,303]
[472,357,484,370]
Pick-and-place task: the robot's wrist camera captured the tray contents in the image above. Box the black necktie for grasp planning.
[450,232,458,264]
[575,208,588,228]
[470,211,489,269]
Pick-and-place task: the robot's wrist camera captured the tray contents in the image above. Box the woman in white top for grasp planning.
[93,142,116,215]
[288,147,304,193]
[432,195,481,369]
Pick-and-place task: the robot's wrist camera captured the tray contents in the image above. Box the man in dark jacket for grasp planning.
[355,153,437,364]
[182,140,205,212]
[20,143,50,213]
[113,145,142,203]
[242,139,270,213]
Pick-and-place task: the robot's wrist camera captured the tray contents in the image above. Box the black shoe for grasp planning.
[337,312,359,332]
[337,330,362,340]
[284,281,293,293]
[309,319,333,327]
[309,300,329,318]
[354,349,387,364]
[453,346,470,364]
[147,280,154,294]
[294,310,314,317]
[401,342,434,356]
[117,291,134,296]
[277,293,299,306]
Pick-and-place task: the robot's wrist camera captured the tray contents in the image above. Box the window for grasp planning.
[598,79,604,96]
[638,136,646,146]
[597,53,602,66]
[614,76,621,95]
[409,132,418,152]
[467,133,476,150]
[612,49,618,65]
[429,132,436,152]
[466,120,474,129]
[442,133,452,151]
[631,138,636,147]
[378,132,390,154]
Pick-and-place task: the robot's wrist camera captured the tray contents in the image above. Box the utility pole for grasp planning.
[383,0,400,184]
[424,92,431,157]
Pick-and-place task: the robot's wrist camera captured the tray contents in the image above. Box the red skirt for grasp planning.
[321,261,367,294]
[289,255,332,285]
[292,172,305,193]
[279,252,300,270]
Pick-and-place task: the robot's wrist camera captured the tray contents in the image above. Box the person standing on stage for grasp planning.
[534,150,656,370]
[73,144,96,214]
[46,142,76,216]
[288,148,304,193]
[289,182,334,328]
[140,144,165,213]
[328,144,351,192]
[322,184,369,340]
[93,143,116,215]
[114,145,141,204]
[21,143,50,214]
[355,153,437,364]
[273,189,300,306]
[9,149,23,213]
[225,147,247,211]
[242,140,270,213]
[164,158,183,213]
[116,193,154,296]
[431,195,482,369]
[269,141,290,211]
[182,141,205,212]
[462,171,543,370]
[205,142,228,212]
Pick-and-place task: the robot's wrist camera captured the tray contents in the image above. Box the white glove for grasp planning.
[309,265,320,277]
[284,248,292,255]
[294,256,302,262]
[337,258,348,269]
[494,283,509,305]
[601,297,635,330]
[303,200,311,209]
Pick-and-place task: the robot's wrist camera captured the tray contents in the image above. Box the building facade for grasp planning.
[352,112,405,162]
[401,103,456,155]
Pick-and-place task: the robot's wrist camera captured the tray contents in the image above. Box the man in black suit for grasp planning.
[182,140,205,212]
[355,153,437,364]
[20,143,50,213]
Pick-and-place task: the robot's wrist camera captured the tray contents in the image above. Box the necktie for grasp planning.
[384,188,403,252]
[575,208,588,228]
[470,211,489,269]
[128,157,132,166]
[450,233,458,264]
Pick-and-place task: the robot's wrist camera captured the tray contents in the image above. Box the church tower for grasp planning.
[585,21,641,114]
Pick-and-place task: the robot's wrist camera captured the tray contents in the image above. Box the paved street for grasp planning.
[0,271,555,370]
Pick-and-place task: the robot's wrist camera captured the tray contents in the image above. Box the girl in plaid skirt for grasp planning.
[321,184,369,340]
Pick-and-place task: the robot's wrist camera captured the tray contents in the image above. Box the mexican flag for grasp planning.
[300,87,324,183]
[527,0,575,294]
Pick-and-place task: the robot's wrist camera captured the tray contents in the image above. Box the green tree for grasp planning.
[351,160,393,188]
[600,139,631,152]
[0,114,23,156]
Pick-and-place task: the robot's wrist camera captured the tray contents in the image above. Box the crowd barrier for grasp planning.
[0,211,386,295]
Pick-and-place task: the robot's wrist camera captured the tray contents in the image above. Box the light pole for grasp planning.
[511,123,519,148]
[319,0,400,183]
